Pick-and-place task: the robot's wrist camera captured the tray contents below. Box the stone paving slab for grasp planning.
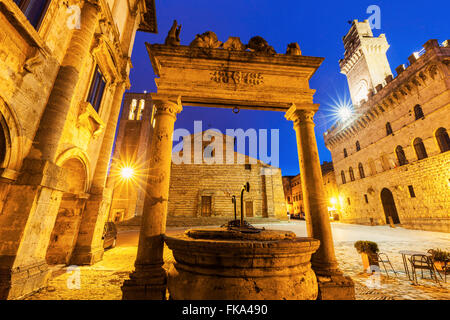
[26,222,450,300]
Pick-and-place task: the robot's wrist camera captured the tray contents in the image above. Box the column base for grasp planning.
[316,274,355,300]
[70,246,104,266]
[0,259,51,300]
[121,265,167,300]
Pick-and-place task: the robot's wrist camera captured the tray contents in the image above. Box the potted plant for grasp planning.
[354,240,379,271]
[429,249,449,271]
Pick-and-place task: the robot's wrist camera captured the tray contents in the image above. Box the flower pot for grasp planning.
[360,252,379,272]
[434,261,445,271]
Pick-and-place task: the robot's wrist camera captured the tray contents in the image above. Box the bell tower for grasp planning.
[340,20,392,106]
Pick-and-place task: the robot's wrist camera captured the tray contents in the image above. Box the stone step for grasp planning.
[117,215,282,228]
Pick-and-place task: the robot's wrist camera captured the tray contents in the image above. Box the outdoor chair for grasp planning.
[377,253,398,278]
[408,254,440,284]
[427,249,449,283]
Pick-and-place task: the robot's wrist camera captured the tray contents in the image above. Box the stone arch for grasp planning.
[56,147,91,192]
[0,97,23,171]
[47,156,89,265]
[435,127,450,153]
[380,188,400,225]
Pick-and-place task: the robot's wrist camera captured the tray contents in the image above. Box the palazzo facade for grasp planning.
[0,0,157,299]
[324,20,450,232]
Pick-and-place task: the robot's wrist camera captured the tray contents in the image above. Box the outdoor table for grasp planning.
[399,250,432,281]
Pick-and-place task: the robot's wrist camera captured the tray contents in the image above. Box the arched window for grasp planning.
[435,127,450,153]
[343,148,348,158]
[386,122,393,135]
[129,99,137,120]
[136,99,145,120]
[395,146,408,166]
[349,167,355,181]
[414,105,424,120]
[341,170,346,184]
[358,163,365,179]
[413,138,428,160]
[356,141,361,151]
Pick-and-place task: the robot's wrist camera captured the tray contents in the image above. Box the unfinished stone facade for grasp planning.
[108,92,155,222]
[0,0,157,299]
[168,131,287,220]
[324,20,450,233]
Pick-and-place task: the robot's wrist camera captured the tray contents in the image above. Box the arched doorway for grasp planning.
[46,158,87,265]
[380,188,400,224]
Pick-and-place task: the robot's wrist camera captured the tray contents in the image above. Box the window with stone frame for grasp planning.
[395,145,408,166]
[87,65,107,113]
[355,141,361,152]
[413,137,428,160]
[343,148,348,158]
[358,163,365,179]
[386,122,393,135]
[349,167,355,181]
[341,170,346,184]
[435,127,450,153]
[14,0,51,29]
[414,105,424,120]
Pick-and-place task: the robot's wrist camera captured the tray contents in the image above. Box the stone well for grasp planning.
[164,228,320,300]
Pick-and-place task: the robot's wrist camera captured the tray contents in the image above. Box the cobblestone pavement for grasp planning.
[26,222,449,300]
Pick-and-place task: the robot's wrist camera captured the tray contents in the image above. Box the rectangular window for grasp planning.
[14,0,51,30]
[364,194,368,204]
[244,164,251,170]
[408,185,416,198]
[87,65,107,113]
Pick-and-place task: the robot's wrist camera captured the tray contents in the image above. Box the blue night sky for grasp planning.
[126,0,449,176]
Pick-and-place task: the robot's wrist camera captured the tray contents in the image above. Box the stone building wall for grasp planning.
[167,131,287,220]
[325,21,450,232]
[0,0,157,299]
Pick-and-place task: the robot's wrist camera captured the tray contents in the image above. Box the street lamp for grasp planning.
[120,166,135,180]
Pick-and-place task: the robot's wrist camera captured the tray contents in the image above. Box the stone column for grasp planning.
[122,97,182,300]
[28,0,100,162]
[286,105,339,274]
[71,81,127,265]
[286,104,355,300]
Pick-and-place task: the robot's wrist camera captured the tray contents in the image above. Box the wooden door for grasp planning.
[201,196,212,217]
[245,201,253,217]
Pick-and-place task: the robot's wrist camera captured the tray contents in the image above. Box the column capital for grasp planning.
[151,95,183,117]
[285,103,319,124]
